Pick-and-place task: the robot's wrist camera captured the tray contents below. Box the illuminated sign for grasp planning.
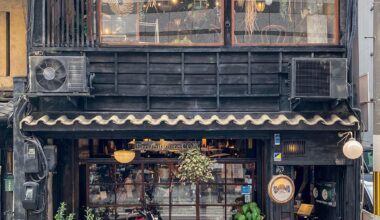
[268,175,295,204]
[133,141,199,152]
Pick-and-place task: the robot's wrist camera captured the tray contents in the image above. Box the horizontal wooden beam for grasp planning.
[31,46,347,53]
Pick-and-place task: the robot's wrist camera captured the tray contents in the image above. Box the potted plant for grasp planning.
[176,148,215,184]
[234,202,264,220]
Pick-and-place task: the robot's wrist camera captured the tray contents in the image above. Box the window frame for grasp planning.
[231,0,340,46]
[99,0,225,46]
[85,158,258,220]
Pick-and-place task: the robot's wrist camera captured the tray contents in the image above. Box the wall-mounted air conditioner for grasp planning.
[29,56,89,95]
[291,58,348,100]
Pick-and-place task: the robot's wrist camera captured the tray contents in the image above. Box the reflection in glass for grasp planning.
[233,0,339,45]
[199,206,225,220]
[89,185,115,205]
[115,164,141,184]
[93,207,117,220]
[200,184,225,204]
[172,183,196,204]
[115,184,140,205]
[89,164,115,184]
[101,0,223,45]
[171,206,197,220]
[226,185,253,204]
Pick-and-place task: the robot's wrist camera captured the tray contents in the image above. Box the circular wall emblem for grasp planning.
[268,175,295,204]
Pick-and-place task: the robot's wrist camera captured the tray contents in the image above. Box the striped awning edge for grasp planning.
[20,114,359,128]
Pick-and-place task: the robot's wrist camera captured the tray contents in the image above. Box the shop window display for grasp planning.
[83,139,259,220]
[233,0,339,45]
[101,0,223,45]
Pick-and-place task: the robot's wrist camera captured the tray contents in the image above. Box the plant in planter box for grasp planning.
[176,148,215,184]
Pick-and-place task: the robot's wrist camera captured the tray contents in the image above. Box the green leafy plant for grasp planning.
[176,148,215,184]
[84,207,102,220]
[54,202,75,220]
[234,202,264,220]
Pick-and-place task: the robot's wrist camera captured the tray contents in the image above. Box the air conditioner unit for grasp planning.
[29,56,89,95]
[291,58,348,100]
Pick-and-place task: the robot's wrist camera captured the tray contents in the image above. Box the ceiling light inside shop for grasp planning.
[114,150,136,163]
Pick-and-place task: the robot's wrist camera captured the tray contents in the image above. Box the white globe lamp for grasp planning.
[342,138,363,160]
[265,0,273,5]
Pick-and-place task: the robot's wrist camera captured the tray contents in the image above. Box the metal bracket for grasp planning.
[290,98,301,110]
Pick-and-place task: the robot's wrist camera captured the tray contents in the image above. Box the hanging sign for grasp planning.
[241,185,252,195]
[133,141,199,152]
[268,175,295,204]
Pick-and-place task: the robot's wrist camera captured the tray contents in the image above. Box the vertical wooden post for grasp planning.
[13,77,27,220]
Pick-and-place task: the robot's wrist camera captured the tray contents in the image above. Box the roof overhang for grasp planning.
[20,112,360,132]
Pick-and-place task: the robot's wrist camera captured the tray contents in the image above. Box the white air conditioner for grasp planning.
[29,56,89,95]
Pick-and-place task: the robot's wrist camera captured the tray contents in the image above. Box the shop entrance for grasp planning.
[76,138,266,220]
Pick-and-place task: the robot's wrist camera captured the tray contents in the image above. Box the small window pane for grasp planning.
[101,0,223,46]
[115,184,140,205]
[171,206,197,219]
[89,164,115,184]
[226,185,253,204]
[199,206,225,220]
[115,164,142,184]
[200,184,225,204]
[172,183,196,204]
[232,0,339,45]
[89,185,116,205]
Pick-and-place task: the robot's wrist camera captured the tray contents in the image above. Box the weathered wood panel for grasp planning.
[220,97,279,111]
[150,97,217,110]
[84,51,345,111]
[86,97,147,111]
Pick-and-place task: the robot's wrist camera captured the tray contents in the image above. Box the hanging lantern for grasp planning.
[265,0,272,5]
[114,150,136,163]
[256,2,266,12]
[342,138,363,160]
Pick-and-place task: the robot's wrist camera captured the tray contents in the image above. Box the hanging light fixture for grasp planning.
[265,0,272,5]
[114,140,136,163]
[114,150,135,163]
[339,132,363,160]
[256,1,266,12]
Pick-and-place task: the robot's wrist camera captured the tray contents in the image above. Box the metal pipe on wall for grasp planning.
[372,0,380,218]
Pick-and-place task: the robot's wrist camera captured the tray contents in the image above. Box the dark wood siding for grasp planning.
[74,51,345,112]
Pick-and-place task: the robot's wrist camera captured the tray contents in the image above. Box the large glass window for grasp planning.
[232,0,339,45]
[87,161,256,220]
[83,138,262,220]
[100,0,223,45]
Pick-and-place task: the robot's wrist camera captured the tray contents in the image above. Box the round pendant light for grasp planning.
[114,150,136,163]
[265,0,272,5]
[256,2,266,12]
[342,138,363,160]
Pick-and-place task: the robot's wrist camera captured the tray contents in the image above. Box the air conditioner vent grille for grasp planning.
[295,60,330,97]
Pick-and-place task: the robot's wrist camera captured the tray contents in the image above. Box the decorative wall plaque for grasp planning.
[268,175,295,204]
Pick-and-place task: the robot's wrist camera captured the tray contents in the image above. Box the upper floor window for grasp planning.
[101,0,224,45]
[232,0,339,45]
[100,0,339,46]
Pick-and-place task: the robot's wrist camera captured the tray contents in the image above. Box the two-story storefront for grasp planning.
[14,0,361,219]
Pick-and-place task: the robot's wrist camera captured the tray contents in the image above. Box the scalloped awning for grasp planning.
[20,113,359,129]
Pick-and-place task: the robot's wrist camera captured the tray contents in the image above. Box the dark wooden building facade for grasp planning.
[14,0,360,219]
